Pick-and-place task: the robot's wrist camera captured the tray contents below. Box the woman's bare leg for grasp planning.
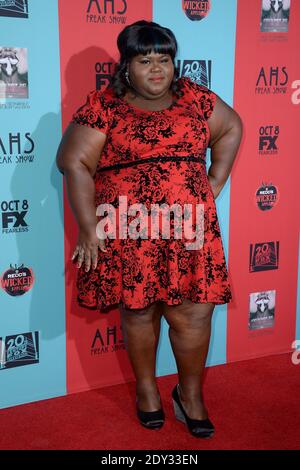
[119,300,164,411]
[163,299,215,419]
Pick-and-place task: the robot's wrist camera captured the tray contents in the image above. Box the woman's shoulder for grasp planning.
[71,86,117,131]
[82,86,117,110]
[177,76,217,119]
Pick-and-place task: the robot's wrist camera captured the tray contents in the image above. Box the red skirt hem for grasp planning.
[77,293,232,312]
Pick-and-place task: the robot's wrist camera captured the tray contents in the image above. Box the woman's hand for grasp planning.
[71,226,107,272]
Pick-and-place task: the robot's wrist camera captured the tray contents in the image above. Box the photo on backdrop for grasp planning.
[260,0,290,32]
[0,47,28,99]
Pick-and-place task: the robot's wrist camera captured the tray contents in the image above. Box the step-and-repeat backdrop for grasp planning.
[0,0,299,409]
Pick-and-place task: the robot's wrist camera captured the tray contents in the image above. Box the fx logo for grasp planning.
[1,199,28,229]
[259,135,278,151]
[259,125,279,151]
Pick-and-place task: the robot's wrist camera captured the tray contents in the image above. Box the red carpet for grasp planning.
[0,352,299,450]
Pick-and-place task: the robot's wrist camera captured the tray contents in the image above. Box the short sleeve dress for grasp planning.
[71,76,232,311]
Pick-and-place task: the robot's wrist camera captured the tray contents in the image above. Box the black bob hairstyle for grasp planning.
[110,20,182,98]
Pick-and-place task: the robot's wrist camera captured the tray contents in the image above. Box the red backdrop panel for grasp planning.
[227,0,300,361]
[58,0,152,393]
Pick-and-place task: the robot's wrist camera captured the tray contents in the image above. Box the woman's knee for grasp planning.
[163,300,215,331]
[119,300,163,325]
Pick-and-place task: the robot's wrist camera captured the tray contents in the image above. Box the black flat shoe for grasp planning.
[136,398,165,429]
[172,384,214,438]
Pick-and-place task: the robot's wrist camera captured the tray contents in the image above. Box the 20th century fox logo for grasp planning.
[0,0,29,19]
[1,199,29,234]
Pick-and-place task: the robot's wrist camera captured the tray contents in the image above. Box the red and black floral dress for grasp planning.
[71,76,232,311]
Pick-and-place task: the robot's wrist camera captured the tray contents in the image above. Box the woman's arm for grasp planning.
[207,96,243,199]
[56,123,107,271]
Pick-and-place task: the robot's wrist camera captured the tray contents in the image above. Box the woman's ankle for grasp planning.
[136,380,161,410]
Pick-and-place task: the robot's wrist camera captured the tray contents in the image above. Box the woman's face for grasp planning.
[128,51,174,99]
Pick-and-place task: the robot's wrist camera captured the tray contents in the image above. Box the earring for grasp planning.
[125,70,131,86]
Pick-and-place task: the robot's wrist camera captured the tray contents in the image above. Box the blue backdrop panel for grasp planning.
[0,0,66,408]
[154,0,238,374]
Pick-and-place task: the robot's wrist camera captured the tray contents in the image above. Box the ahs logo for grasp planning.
[0,132,34,155]
[256,66,288,87]
[87,0,127,14]
[91,326,125,354]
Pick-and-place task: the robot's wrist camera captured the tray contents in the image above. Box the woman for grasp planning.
[56,20,243,438]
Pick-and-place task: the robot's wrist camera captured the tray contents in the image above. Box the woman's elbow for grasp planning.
[56,146,65,175]
[230,113,243,146]
[235,112,243,135]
